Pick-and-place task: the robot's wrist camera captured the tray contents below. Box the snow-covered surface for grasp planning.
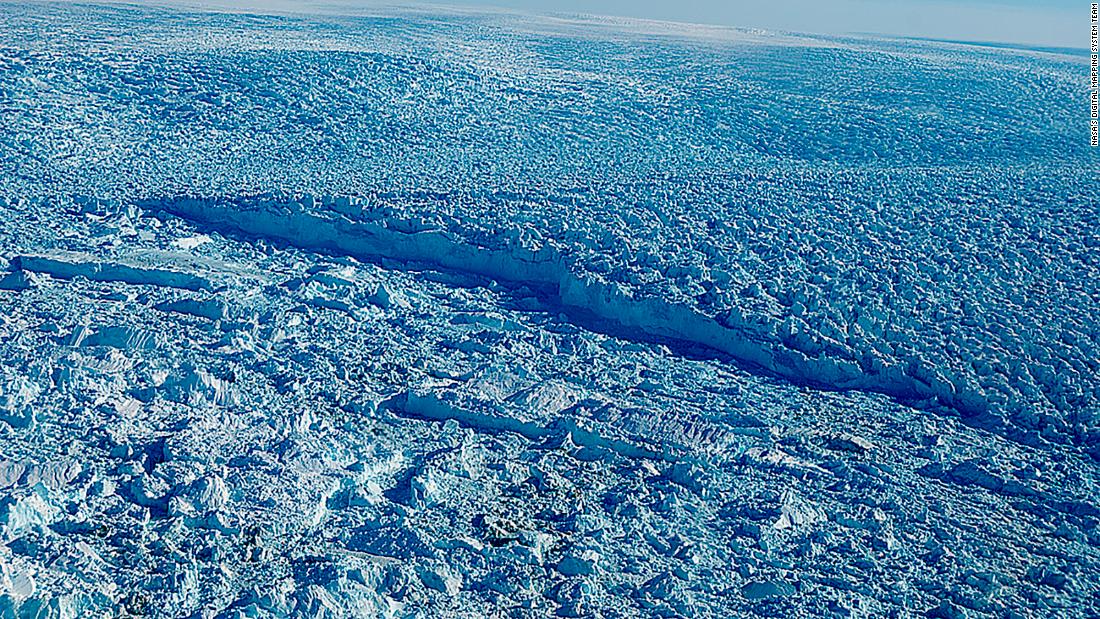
[0,2,1097,617]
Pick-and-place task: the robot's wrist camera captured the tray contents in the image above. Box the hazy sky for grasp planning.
[436,0,1082,48]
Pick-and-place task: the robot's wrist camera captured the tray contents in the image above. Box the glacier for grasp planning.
[0,1,1097,618]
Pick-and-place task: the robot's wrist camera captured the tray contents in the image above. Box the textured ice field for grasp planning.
[0,2,1098,618]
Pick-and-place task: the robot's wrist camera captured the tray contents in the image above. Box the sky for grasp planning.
[432,0,1082,49]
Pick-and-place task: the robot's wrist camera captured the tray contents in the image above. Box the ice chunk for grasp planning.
[0,561,35,601]
[1,486,60,538]
[773,491,827,530]
[742,580,795,600]
[128,474,171,509]
[295,586,341,617]
[0,462,26,489]
[7,594,88,619]
[79,326,161,351]
[20,461,82,491]
[160,365,236,406]
[822,432,876,454]
[171,234,212,250]
[189,474,229,513]
[742,447,830,477]
[11,254,212,291]
[416,564,462,596]
[508,380,578,415]
[0,270,31,291]
[639,571,688,603]
[367,282,409,310]
[556,553,597,576]
[0,374,40,429]
[154,298,228,321]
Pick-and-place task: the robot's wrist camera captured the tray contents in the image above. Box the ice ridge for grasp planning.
[145,195,1009,441]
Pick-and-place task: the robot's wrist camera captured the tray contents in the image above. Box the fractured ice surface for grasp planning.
[0,2,1097,618]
